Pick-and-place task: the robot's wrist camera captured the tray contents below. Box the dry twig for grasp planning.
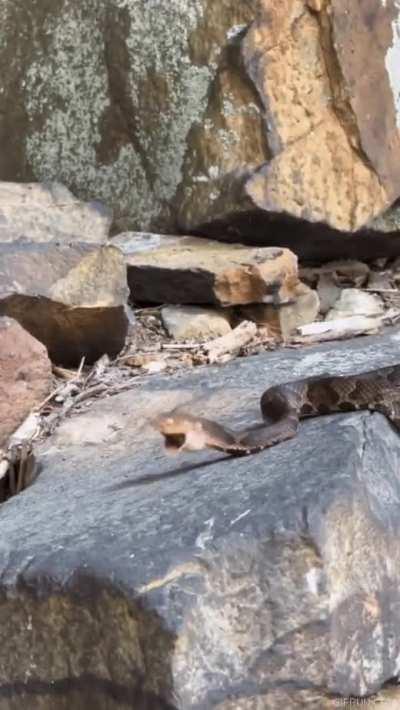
[293,315,385,344]
[205,321,257,363]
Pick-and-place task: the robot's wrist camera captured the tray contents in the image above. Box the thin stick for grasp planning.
[162,342,202,350]
[362,288,398,294]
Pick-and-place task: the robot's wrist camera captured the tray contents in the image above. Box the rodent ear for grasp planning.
[151,414,174,430]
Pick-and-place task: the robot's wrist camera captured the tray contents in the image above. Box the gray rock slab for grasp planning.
[0,182,111,243]
[2,329,400,707]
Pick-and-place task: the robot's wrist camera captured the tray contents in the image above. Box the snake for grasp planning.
[154,365,400,456]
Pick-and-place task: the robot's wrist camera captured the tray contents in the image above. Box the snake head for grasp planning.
[152,413,208,454]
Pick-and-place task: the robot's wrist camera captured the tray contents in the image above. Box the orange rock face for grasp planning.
[0,318,52,447]
[120,234,300,307]
[242,0,400,232]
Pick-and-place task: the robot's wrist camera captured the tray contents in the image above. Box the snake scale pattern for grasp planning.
[154,366,400,456]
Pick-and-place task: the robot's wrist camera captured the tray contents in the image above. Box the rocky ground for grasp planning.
[4,323,400,709]
[2,2,400,707]
[1,183,400,708]
[2,0,400,253]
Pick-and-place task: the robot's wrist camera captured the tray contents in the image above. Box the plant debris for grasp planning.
[5,256,400,496]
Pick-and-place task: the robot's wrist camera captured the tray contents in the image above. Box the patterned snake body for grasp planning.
[154,365,400,456]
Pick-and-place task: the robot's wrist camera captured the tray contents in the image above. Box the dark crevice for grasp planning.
[0,674,177,709]
[0,444,39,504]
[184,209,400,263]
[0,576,179,709]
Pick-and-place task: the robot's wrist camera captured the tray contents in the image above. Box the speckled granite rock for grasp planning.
[1,330,400,707]
[0,0,258,234]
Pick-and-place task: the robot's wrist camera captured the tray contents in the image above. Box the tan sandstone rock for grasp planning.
[117,234,299,307]
[177,0,400,244]
[0,242,129,366]
[161,306,232,342]
[241,282,320,339]
[0,317,52,447]
[241,0,399,232]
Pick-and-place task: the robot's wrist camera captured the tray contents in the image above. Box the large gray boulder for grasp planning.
[2,1,400,258]
[1,331,400,707]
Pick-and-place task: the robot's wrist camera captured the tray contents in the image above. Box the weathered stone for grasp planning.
[369,202,400,233]
[300,260,370,289]
[161,306,232,341]
[0,317,52,447]
[241,282,320,338]
[0,182,111,243]
[2,1,400,251]
[367,270,394,290]
[245,119,387,232]
[1,330,400,706]
[0,242,129,366]
[111,231,181,255]
[0,0,260,234]
[240,0,400,232]
[180,0,400,242]
[214,684,400,709]
[117,234,299,306]
[326,288,384,321]
[317,273,341,315]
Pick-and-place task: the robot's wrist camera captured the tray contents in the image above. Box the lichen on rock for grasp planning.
[22,0,214,230]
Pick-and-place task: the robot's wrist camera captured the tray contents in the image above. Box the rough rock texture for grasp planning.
[213,684,400,710]
[0,317,52,447]
[0,0,259,234]
[2,0,400,255]
[369,203,400,233]
[241,282,320,338]
[2,330,400,707]
[0,182,112,243]
[317,273,342,315]
[118,234,299,306]
[241,0,395,232]
[326,288,384,321]
[161,306,232,341]
[186,0,400,235]
[0,242,129,366]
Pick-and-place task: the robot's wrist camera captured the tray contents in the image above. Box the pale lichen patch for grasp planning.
[24,0,213,226]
